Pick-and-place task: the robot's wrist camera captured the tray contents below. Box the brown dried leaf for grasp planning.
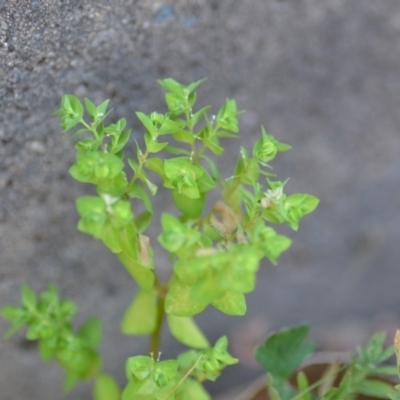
[212,200,240,235]
[138,233,151,265]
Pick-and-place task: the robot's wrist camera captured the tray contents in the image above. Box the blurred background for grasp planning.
[1,1,400,398]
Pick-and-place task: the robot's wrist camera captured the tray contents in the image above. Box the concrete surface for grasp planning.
[1,1,400,398]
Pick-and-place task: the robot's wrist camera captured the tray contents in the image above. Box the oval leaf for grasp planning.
[93,374,121,400]
[121,290,157,336]
[167,315,209,349]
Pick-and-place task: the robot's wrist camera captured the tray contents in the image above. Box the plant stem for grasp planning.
[149,291,166,358]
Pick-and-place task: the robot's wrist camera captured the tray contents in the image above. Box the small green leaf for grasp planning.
[128,157,139,173]
[212,291,246,316]
[296,371,312,400]
[158,78,185,96]
[158,119,185,135]
[216,98,239,133]
[21,284,37,309]
[38,340,55,361]
[191,105,211,127]
[93,374,121,400]
[121,290,157,336]
[165,278,208,317]
[118,252,155,290]
[186,78,207,94]
[136,112,157,136]
[144,178,158,195]
[167,315,209,349]
[84,97,97,118]
[178,378,211,400]
[144,158,165,179]
[255,325,314,380]
[129,184,153,214]
[171,190,205,218]
[172,130,195,144]
[1,306,20,321]
[135,211,153,233]
[78,317,102,348]
[96,100,111,123]
[144,133,168,153]
[358,379,397,399]
[111,129,131,153]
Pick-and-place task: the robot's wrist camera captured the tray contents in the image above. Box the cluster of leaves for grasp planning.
[255,324,399,400]
[2,78,319,399]
[123,336,237,400]
[1,285,106,393]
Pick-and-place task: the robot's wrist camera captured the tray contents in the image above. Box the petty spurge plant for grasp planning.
[2,78,319,399]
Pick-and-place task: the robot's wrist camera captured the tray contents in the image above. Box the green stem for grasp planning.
[80,119,99,139]
[149,297,165,358]
[148,285,166,358]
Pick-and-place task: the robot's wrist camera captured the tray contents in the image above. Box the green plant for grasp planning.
[255,324,399,400]
[2,78,319,399]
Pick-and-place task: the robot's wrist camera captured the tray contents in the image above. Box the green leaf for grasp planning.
[164,278,208,317]
[284,193,319,231]
[111,129,131,153]
[186,78,207,94]
[96,99,110,118]
[203,137,224,155]
[196,169,216,193]
[171,190,205,218]
[135,211,153,233]
[76,196,106,217]
[172,130,195,144]
[129,184,153,214]
[144,178,158,196]
[167,315,209,349]
[158,78,185,96]
[211,291,246,316]
[70,152,124,183]
[97,172,128,197]
[75,137,97,153]
[358,379,397,399]
[202,155,220,181]
[21,284,37,309]
[78,317,102,348]
[165,92,186,114]
[144,158,165,179]
[63,369,80,392]
[127,355,155,380]
[136,112,157,136]
[84,97,97,118]
[93,374,121,400]
[68,95,84,115]
[158,119,185,135]
[191,105,211,127]
[178,378,211,400]
[1,306,20,321]
[190,277,226,303]
[144,132,168,153]
[38,340,55,361]
[296,371,312,400]
[163,145,191,156]
[128,157,139,173]
[117,223,139,260]
[158,213,186,253]
[255,325,314,380]
[121,290,157,336]
[118,252,155,290]
[216,98,239,133]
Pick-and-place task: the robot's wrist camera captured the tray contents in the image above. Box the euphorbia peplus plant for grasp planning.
[2,78,318,399]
